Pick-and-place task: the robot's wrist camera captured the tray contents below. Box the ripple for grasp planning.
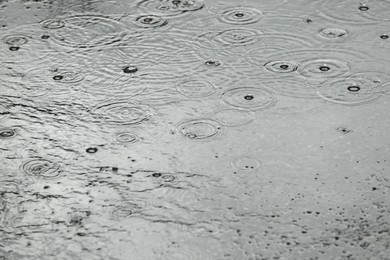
[20,159,61,178]
[135,0,205,16]
[264,60,299,74]
[264,48,369,82]
[50,15,125,49]
[317,28,349,41]
[231,157,261,171]
[317,72,390,105]
[0,25,56,65]
[91,101,156,125]
[112,201,143,218]
[218,6,263,25]
[2,34,30,46]
[176,118,226,141]
[0,128,18,139]
[209,108,255,127]
[298,58,350,79]
[195,28,265,49]
[115,132,140,144]
[316,0,390,24]
[22,66,87,86]
[221,87,278,110]
[175,80,217,98]
[39,18,66,29]
[133,14,168,28]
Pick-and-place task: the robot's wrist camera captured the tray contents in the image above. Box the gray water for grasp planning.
[1,0,390,259]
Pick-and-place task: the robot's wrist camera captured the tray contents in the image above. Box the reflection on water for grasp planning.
[1,0,390,259]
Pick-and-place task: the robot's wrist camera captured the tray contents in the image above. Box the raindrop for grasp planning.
[317,72,390,105]
[264,60,299,74]
[176,119,226,141]
[0,25,56,65]
[91,102,155,125]
[175,80,217,98]
[39,18,66,29]
[218,7,263,25]
[122,66,138,74]
[231,157,261,171]
[0,128,17,139]
[221,87,278,110]
[135,0,204,16]
[115,132,140,144]
[337,127,353,134]
[20,159,61,178]
[134,15,168,28]
[86,147,98,153]
[41,35,50,40]
[298,59,350,79]
[380,34,389,39]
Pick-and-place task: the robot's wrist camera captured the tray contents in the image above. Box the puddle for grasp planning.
[1,0,390,259]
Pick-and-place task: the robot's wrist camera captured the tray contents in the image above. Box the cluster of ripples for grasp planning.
[1,0,390,259]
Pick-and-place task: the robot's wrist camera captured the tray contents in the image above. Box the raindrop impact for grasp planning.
[221,87,278,110]
[20,159,61,178]
[176,119,225,141]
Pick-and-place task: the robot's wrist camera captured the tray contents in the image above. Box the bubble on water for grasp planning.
[317,72,390,105]
[20,158,61,178]
[91,101,156,125]
[209,108,255,127]
[175,80,217,98]
[134,14,168,28]
[135,0,204,17]
[122,65,138,74]
[195,28,265,49]
[0,128,17,139]
[231,157,261,171]
[176,118,226,141]
[50,70,84,84]
[264,60,299,74]
[86,147,98,153]
[39,18,66,29]
[298,58,350,79]
[221,87,278,110]
[218,7,263,25]
[50,15,126,49]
